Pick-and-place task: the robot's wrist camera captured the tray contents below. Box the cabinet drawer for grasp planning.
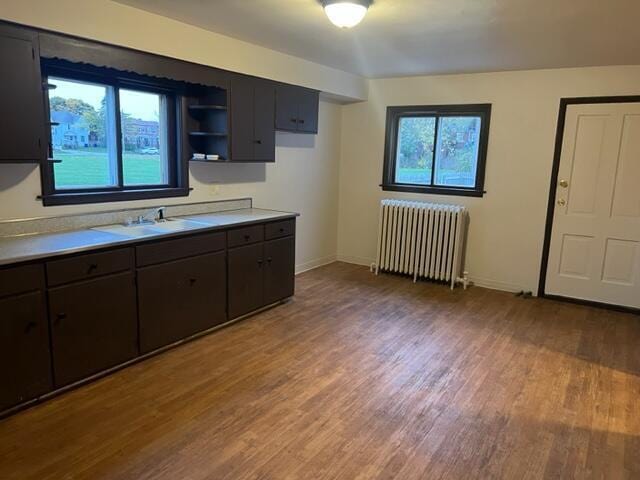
[0,264,44,298]
[228,224,264,248]
[136,231,226,267]
[265,219,295,240]
[46,248,133,287]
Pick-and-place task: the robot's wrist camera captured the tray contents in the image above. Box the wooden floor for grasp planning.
[1,262,638,480]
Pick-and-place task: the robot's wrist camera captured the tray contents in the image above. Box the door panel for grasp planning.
[566,115,608,216]
[138,252,227,353]
[558,234,593,280]
[601,238,638,286]
[275,85,299,132]
[230,75,254,161]
[264,236,295,305]
[296,89,319,134]
[0,25,45,162]
[253,81,275,161]
[228,243,264,319]
[546,103,640,308]
[49,272,138,386]
[610,114,640,218]
[0,292,52,411]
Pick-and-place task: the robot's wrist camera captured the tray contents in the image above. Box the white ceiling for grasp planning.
[115,0,640,78]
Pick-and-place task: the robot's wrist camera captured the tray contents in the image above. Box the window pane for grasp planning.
[120,89,168,186]
[434,116,481,188]
[49,78,117,189]
[394,116,435,185]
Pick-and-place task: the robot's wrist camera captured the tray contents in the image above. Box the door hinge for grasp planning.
[32,47,35,60]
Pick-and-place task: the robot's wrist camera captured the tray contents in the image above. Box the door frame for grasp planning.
[537,95,640,313]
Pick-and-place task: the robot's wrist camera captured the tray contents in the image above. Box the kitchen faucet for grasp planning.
[129,207,167,225]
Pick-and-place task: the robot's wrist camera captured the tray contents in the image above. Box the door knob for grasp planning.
[559,179,569,188]
[557,199,566,206]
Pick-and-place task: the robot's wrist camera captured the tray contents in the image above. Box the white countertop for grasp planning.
[0,208,298,267]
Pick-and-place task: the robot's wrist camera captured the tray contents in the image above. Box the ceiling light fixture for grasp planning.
[322,0,372,28]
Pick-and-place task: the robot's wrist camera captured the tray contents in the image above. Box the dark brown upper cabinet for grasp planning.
[275,84,319,134]
[230,75,276,162]
[0,24,46,163]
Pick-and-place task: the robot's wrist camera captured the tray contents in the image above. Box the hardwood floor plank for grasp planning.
[0,262,638,479]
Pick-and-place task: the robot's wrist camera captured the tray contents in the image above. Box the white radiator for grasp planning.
[374,199,468,289]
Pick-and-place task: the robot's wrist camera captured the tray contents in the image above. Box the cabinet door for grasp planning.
[275,84,299,132]
[230,75,255,161]
[264,236,296,305]
[0,292,52,411]
[228,243,264,319]
[297,89,319,134]
[253,80,275,161]
[49,272,138,387]
[138,252,227,353]
[0,24,45,162]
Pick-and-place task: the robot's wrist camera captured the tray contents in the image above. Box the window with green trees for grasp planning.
[48,78,169,190]
[40,61,185,206]
[382,104,491,197]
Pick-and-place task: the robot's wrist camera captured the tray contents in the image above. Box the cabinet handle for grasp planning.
[257,259,263,267]
[267,257,272,264]
[24,321,37,334]
[87,263,98,273]
[54,313,67,325]
[290,118,297,123]
[244,234,250,241]
[279,228,285,233]
[298,119,305,124]
[189,278,197,286]
[254,139,262,144]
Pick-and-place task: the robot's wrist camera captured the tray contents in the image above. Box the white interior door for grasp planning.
[545,102,640,308]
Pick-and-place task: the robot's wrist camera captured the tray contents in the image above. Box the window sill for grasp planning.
[40,187,191,206]
[380,183,485,198]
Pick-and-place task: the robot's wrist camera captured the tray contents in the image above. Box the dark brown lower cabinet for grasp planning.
[228,232,296,319]
[228,243,264,319]
[1,218,297,416]
[0,291,52,410]
[48,272,138,387]
[264,236,296,305]
[137,252,227,353]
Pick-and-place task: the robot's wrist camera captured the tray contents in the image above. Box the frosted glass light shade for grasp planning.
[324,2,368,28]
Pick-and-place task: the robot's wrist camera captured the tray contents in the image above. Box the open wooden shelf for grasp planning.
[190,157,226,162]
[188,131,227,137]
[188,104,226,111]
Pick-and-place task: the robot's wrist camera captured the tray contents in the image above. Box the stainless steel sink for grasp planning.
[149,218,209,232]
[91,218,209,238]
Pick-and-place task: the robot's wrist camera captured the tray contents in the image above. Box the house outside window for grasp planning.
[40,61,187,206]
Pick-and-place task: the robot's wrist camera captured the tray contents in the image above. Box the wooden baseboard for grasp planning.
[542,293,640,315]
[295,255,338,275]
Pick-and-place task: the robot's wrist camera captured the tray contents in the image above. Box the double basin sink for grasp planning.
[92,217,217,239]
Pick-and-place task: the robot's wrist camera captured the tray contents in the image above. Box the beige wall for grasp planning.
[2,2,640,292]
[0,101,342,273]
[0,1,350,273]
[337,66,640,293]
[0,0,366,101]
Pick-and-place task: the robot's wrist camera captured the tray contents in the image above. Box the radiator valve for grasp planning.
[456,271,470,290]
